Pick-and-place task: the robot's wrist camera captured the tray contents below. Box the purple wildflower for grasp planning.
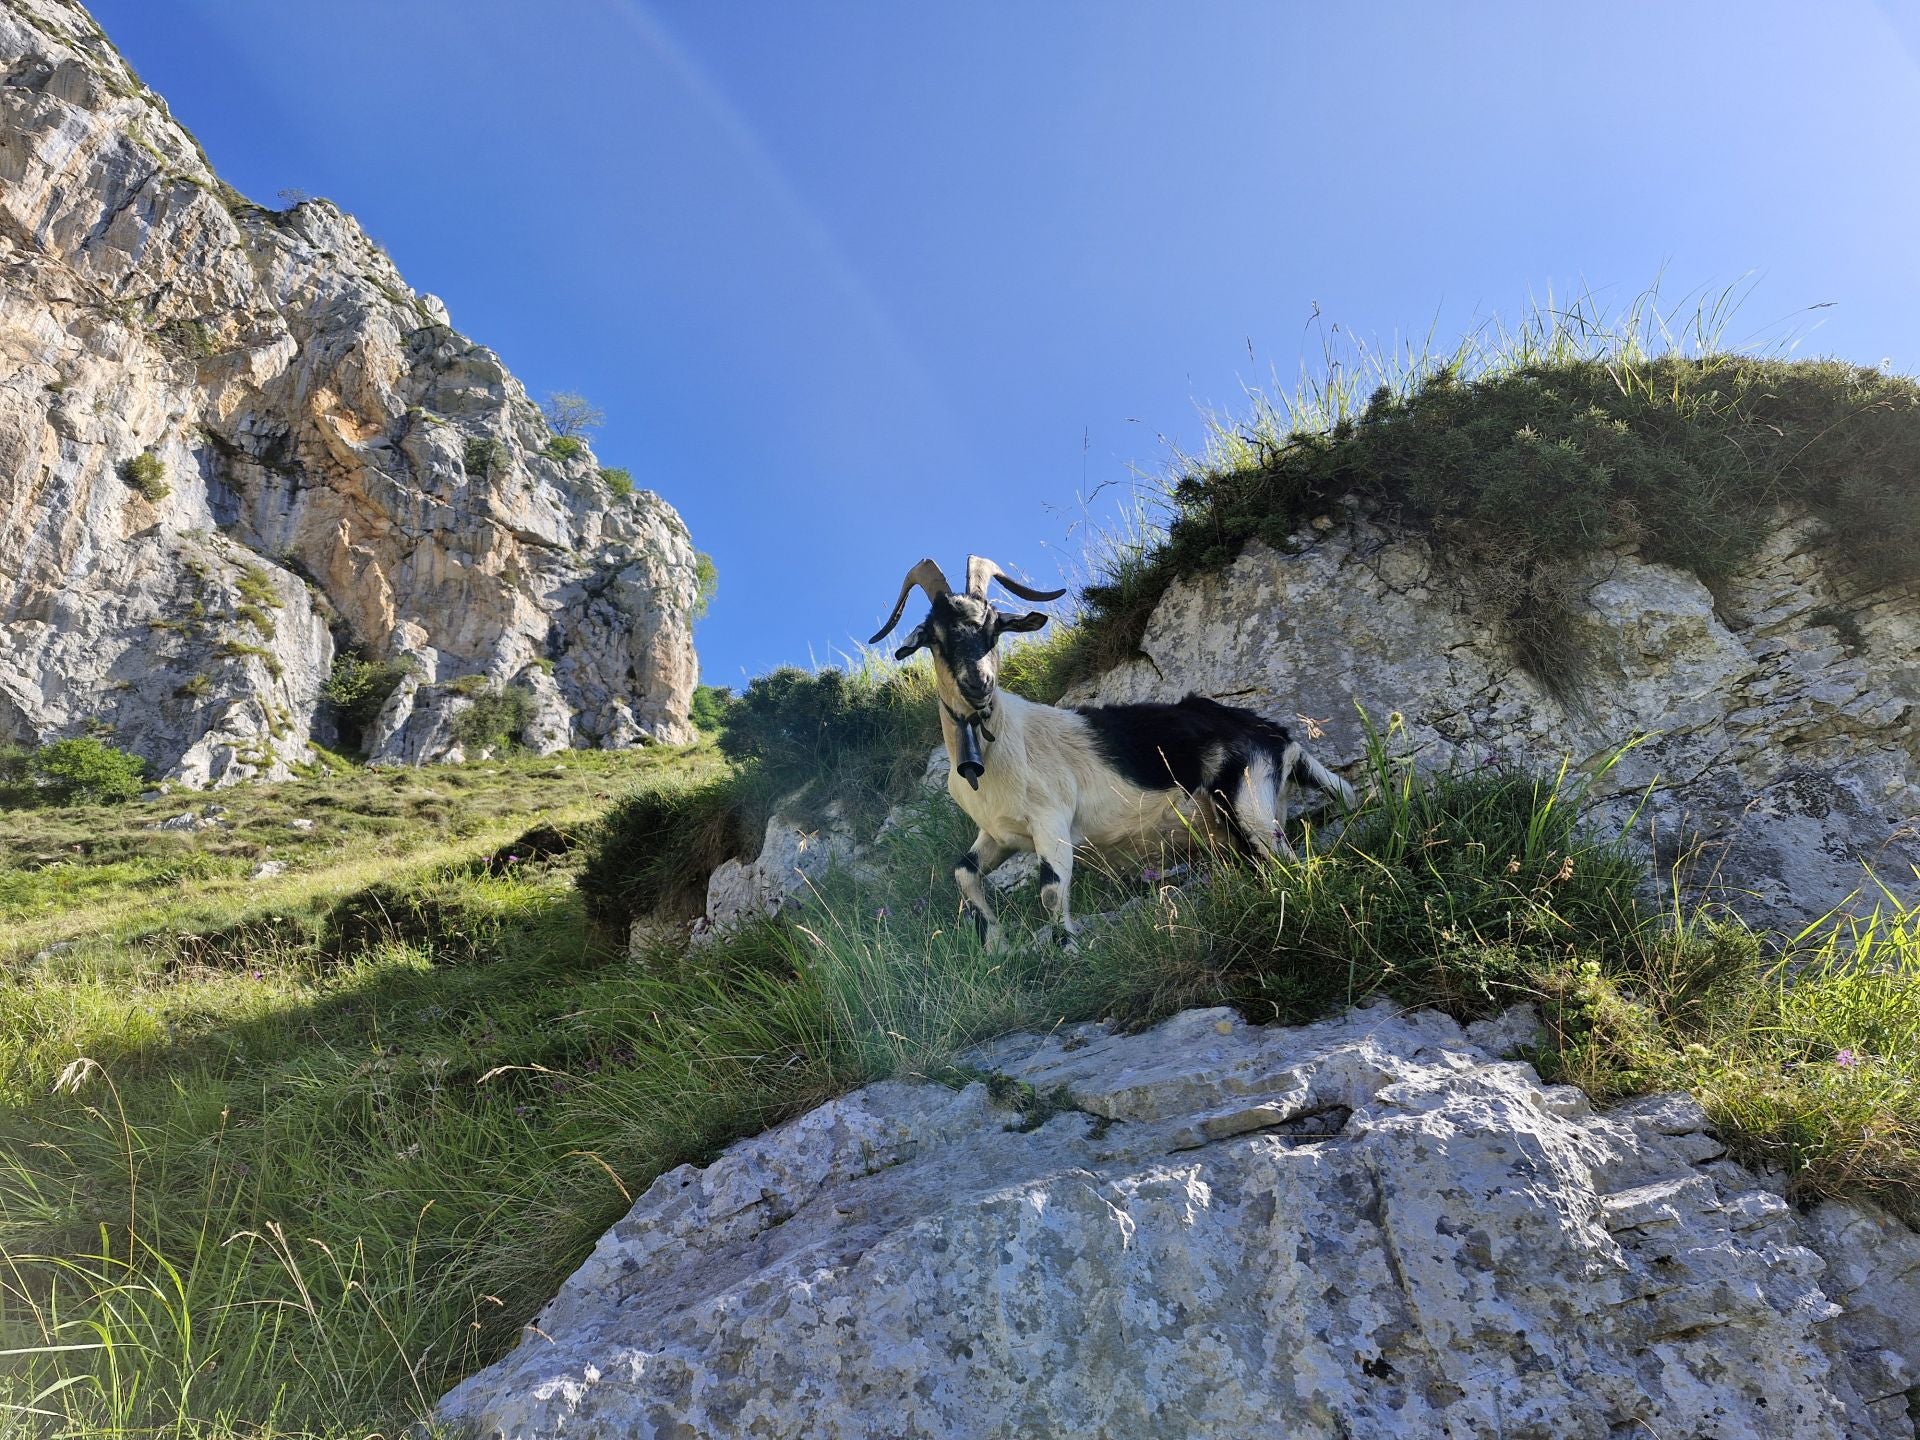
[874,906,891,921]
[1835,1049,1859,1068]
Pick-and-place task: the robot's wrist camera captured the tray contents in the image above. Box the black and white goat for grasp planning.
[870,554,1354,948]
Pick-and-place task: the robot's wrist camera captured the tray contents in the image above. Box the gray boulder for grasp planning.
[436,1004,1920,1439]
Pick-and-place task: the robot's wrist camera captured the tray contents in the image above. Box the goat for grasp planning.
[870,554,1355,949]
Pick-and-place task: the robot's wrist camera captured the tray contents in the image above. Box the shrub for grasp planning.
[599,466,634,498]
[321,650,411,753]
[236,566,284,611]
[692,551,718,621]
[28,737,149,803]
[234,603,276,638]
[118,452,169,502]
[216,639,285,679]
[689,684,732,733]
[717,665,939,831]
[452,684,538,754]
[0,743,33,786]
[545,436,585,461]
[164,318,217,359]
[173,674,211,699]
[576,664,941,930]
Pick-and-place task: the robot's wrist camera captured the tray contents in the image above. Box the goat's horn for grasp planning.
[868,558,953,644]
[966,555,1068,603]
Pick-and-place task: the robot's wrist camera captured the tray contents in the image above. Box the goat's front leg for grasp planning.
[954,830,1011,951]
[1033,827,1079,948]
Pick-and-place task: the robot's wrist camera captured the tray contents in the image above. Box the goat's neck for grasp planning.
[937,683,1015,776]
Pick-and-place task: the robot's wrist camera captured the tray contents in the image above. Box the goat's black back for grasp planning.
[1073,693,1293,794]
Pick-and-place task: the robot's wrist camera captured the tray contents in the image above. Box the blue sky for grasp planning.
[88,1,1920,687]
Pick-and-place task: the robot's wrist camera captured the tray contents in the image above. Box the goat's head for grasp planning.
[869,556,1064,786]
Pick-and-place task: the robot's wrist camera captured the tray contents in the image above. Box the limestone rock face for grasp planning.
[0,0,698,784]
[435,1004,1919,1439]
[1072,517,1920,928]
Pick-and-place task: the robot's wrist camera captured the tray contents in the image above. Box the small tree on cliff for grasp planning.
[541,391,604,439]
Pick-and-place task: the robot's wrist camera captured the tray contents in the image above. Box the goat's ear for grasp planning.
[893,624,928,661]
[998,610,1050,634]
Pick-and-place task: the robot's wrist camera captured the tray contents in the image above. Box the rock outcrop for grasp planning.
[1,0,698,785]
[1072,512,1920,929]
[437,1004,1920,1439]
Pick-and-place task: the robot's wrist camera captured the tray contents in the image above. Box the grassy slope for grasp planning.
[4,729,1916,1438]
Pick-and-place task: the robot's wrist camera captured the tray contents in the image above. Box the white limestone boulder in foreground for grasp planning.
[437,1005,1920,1439]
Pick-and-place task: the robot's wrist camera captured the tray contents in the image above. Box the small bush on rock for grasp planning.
[322,650,411,753]
[692,551,718,621]
[119,452,169,502]
[1069,293,1920,691]
[717,665,939,831]
[599,466,634,498]
[579,771,755,926]
[452,684,538,755]
[462,437,510,479]
[541,390,604,438]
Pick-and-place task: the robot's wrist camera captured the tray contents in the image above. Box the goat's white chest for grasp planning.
[948,769,1036,849]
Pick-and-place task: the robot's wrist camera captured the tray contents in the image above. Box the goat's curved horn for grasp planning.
[966,555,1068,604]
[868,558,954,644]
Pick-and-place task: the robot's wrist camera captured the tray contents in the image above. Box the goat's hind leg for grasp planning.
[955,831,1011,951]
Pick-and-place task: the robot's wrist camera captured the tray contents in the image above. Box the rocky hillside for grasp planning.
[0,0,699,786]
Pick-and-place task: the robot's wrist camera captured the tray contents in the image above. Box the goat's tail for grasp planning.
[1284,741,1356,810]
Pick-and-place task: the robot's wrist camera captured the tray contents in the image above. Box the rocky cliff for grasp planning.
[0,0,698,785]
[438,1004,1920,1439]
[1072,509,1920,930]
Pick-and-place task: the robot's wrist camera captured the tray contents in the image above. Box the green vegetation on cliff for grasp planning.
[1069,293,1920,684]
